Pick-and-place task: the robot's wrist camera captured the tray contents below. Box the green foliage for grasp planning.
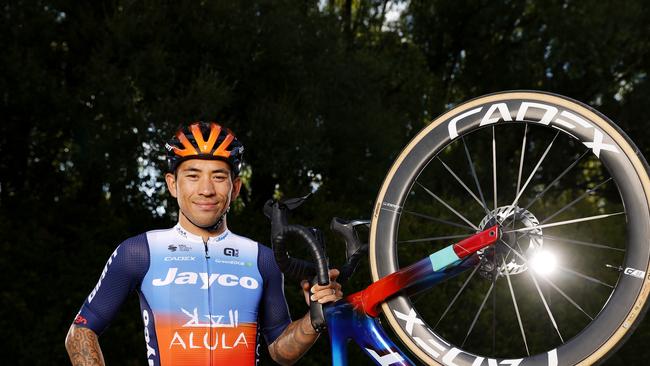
[1,0,649,364]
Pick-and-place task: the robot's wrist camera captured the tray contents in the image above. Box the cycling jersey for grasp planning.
[73,224,292,366]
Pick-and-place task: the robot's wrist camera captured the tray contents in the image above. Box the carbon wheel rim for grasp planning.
[369,91,650,366]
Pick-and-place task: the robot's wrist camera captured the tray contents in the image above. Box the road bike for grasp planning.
[265,91,650,365]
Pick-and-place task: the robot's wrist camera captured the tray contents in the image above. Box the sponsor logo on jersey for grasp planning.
[175,226,188,238]
[215,258,254,267]
[164,256,196,261]
[74,314,88,325]
[88,247,119,303]
[168,307,250,351]
[181,307,239,328]
[142,309,156,365]
[216,231,229,241]
[152,267,260,289]
[224,247,239,257]
[169,330,249,351]
[168,244,192,252]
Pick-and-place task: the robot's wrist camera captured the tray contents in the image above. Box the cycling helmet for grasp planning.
[165,121,244,176]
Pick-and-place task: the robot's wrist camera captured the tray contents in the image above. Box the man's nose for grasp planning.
[197,176,216,196]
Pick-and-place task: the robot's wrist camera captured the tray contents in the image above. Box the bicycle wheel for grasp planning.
[369,91,650,365]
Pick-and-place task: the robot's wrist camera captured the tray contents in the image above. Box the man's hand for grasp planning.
[269,269,344,365]
[301,268,343,305]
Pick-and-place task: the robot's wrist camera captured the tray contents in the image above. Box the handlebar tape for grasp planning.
[271,224,330,332]
[272,224,330,286]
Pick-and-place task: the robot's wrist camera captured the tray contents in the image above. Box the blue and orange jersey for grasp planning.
[73,224,292,365]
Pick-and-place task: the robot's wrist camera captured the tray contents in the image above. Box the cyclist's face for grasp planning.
[165,159,241,230]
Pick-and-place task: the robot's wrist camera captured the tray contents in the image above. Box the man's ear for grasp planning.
[231,177,243,202]
[165,172,178,198]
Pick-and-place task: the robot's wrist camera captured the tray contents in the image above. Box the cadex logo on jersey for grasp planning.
[152,268,260,289]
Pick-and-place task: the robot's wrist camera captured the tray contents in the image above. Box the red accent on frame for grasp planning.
[452,224,499,258]
[347,225,499,317]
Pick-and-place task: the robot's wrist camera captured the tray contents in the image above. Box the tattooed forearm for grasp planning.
[268,314,319,365]
[65,325,105,366]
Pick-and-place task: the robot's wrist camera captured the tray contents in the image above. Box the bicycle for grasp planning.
[266,91,650,366]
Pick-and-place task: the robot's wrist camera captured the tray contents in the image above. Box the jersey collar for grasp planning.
[173,223,231,244]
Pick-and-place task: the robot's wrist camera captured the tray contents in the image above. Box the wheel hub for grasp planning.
[477,206,543,279]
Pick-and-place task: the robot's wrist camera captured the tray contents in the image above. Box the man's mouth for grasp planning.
[193,202,219,210]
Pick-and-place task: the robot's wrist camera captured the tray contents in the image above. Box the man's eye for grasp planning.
[187,175,198,179]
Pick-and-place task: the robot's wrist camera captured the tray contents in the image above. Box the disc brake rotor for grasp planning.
[477,206,543,279]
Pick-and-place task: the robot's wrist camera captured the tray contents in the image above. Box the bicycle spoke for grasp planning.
[492,126,498,211]
[463,137,489,214]
[502,166,614,234]
[504,212,625,233]
[540,274,594,320]
[416,182,479,231]
[492,274,497,354]
[434,264,481,329]
[528,269,564,343]
[516,124,529,195]
[403,210,476,231]
[523,150,590,211]
[399,233,471,244]
[540,178,613,225]
[535,233,625,252]
[503,257,530,356]
[505,131,560,218]
[500,240,594,321]
[461,281,495,347]
[557,265,614,289]
[438,156,490,215]
[508,221,623,254]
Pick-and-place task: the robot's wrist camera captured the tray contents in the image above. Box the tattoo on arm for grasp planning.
[65,325,105,366]
[268,314,319,365]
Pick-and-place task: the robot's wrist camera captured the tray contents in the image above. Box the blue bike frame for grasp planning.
[324,227,498,366]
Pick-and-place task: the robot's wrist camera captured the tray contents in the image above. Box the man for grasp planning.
[65,121,342,365]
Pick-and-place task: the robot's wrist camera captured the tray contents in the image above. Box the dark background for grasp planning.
[2,0,650,364]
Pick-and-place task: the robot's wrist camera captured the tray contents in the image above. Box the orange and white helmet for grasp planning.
[165,121,244,175]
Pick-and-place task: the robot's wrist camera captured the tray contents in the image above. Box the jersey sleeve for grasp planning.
[257,244,292,344]
[73,233,150,335]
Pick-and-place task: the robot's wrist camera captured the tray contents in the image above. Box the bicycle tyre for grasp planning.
[369,91,650,365]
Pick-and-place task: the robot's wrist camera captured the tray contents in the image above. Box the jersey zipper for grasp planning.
[203,239,213,365]
[204,240,210,259]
